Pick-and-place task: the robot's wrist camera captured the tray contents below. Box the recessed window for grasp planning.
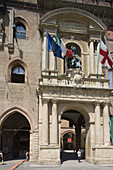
[11,65,25,83]
[15,23,26,39]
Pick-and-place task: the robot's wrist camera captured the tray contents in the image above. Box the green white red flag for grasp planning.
[56,32,73,59]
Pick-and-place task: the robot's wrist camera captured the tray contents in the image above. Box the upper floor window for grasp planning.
[11,65,25,83]
[15,23,26,39]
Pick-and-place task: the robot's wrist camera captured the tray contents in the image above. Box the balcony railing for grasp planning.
[39,71,109,90]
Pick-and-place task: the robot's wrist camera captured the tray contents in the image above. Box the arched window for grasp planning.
[15,23,26,39]
[11,65,25,83]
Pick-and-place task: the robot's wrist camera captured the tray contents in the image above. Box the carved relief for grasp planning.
[67,68,84,87]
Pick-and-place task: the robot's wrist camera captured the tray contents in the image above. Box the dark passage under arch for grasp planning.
[1,112,30,160]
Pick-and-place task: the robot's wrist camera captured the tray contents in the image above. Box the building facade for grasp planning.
[0,0,113,165]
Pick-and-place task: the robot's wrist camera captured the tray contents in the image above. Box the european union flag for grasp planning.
[47,32,63,59]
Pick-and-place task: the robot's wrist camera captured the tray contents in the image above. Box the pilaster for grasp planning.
[97,41,102,74]
[42,34,46,72]
[95,102,101,145]
[39,95,42,145]
[103,102,110,146]
[42,99,49,145]
[51,100,58,145]
[89,40,94,74]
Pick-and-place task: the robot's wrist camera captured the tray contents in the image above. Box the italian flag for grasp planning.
[56,33,73,59]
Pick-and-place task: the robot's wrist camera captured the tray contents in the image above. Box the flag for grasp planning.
[47,32,63,59]
[56,32,73,59]
[100,40,113,68]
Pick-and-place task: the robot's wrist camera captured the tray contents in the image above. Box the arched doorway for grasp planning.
[63,132,75,150]
[1,112,31,160]
[60,110,86,162]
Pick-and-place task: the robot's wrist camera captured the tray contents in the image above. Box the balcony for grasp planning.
[39,69,109,90]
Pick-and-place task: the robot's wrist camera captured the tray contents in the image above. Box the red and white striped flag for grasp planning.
[100,40,113,68]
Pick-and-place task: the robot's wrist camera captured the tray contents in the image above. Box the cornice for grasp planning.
[6,0,37,12]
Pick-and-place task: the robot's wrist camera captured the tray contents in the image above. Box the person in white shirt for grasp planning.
[77,149,82,162]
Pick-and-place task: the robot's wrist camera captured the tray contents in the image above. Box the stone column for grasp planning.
[95,103,101,145]
[42,34,46,72]
[103,103,110,145]
[51,100,58,144]
[97,41,102,74]
[42,99,49,145]
[39,95,42,144]
[89,40,94,74]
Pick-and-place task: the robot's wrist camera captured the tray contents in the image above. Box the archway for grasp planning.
[60,110,86,162]
[1,112,31,160]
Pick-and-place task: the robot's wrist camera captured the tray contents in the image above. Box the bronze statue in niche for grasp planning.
[66,46,82,69]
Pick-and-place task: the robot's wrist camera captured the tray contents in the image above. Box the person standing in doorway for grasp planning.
[77,149,82,163]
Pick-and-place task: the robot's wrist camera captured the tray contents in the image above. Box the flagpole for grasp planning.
[45,27,48,74]
[104,33,110,78]
[97,34,102,78]
[54,28,57,76]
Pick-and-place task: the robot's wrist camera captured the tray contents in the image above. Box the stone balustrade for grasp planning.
[39,72,109,89]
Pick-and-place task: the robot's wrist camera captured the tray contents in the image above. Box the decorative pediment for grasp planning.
[40,8,107,34]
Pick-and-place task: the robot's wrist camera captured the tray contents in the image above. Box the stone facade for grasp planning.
[0,0,113,165]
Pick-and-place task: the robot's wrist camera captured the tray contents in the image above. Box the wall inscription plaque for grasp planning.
[59,22,87,34]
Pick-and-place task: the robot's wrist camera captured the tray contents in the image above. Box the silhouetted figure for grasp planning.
[77,149,82,163]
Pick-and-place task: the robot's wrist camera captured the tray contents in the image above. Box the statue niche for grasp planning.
[66,46,82,70]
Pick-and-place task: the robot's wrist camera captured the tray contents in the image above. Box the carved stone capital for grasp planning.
[42,98,49,104]
[93,101,101,107]
[51,99,58,104]
[102,101,110,108]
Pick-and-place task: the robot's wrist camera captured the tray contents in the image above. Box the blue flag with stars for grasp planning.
[47,32,63,59]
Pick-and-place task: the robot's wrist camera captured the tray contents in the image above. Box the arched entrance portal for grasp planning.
[61,110,86,161]
[63,132,75,150]
[1,112,30,160]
